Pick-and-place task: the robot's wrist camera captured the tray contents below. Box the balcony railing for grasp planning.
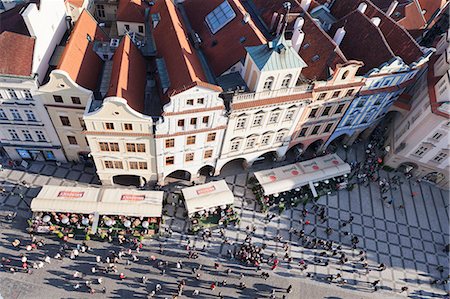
[232,84,313,103]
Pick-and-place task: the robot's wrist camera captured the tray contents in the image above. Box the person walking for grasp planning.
[287,285,292,293]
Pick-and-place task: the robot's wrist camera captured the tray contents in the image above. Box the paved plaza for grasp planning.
[0,143,448,299]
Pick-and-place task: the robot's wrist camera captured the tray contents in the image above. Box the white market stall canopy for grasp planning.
[99,189,163,217]
[31,185,164,218]
[254,154,351,196]
[182,180,235,215]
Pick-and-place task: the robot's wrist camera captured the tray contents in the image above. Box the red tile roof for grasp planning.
[0,31,35,76]
[67,0,85,8]
[183,0,266,76]
[418,0,447,23]
[152,0,219,96]
[117,0,146,23]
[329,0,424,66]
[252,0,348,80]
[57,10,108,90]
[106,35,147,113]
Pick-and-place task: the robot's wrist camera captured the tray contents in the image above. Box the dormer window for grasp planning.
[205,0,236,34]
[342,70,349,80]
[263,77,274,90]
[281,74,292,88]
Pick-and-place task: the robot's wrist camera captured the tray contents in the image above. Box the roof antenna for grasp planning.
[281,1,292,37]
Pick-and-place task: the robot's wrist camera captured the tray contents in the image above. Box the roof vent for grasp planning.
[312,54,320,62]
[357,2,367,14]
[371,17,381,27]
[110,39,120,47]
[268,41,274,49]
[386,0,399,17]
[243,13,250,24]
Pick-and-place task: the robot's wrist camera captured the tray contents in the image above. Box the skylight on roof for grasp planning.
[205,0,236,34]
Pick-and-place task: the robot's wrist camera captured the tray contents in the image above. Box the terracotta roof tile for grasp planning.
[0,31,35,76]
[117,0,146,23]
[329,0,424,66]
[57,10,108,90]
[67,0,85,8]
[106,35,147,113]
[152,0,219,95]
[183,0,266,76]
[418,0,447,23]
[252,0,348,80]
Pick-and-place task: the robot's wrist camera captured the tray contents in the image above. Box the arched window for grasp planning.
[281,74,292,88]
[263,77,274,90]
[342,70,349,80]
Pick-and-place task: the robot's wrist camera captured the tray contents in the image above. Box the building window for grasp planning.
[236,117,246,129]
[318,93,326,101]
[71,97,81,104]
[345,89,354,97]
[0,109,6,119]
[356,99,365,107]
[187,135,196,145]
[79,117,86,130]
[126,143,145,152]
[207,133,216,142]
[311,125,320,135]
[332,91,340,98]
[414,145,429,157]
[323,123,333,133]
[67,136,78,145]
[60,116,71,126]
[433,152,447,163]
[105,122,114,130]
[344,119,353,127]
[97,4,105,18]
[165,138,175,148]
[178,119,185,127]
[190,118,197,125]
[432,132,443,141]
[22,130,33,141]
[10,109,21,120]
[138,162,147,169]
[342,70,349,80]
[99,142,109,151]
[138,25,144,33]
[7,89,17,99]
[113,161,123,169]
[24,109,36,121]
[321,106,331,117]
[104,161,114,169]
[197,98,204,104]
[268,112,280,124]
[124,123,133,131]
[165,156,174,165]
[252,115,264,126]
[246,137,256,148]
[202,116,209,124]
[335,104,345,114]
[109,142,120,152]
[205,0,236,34]
[309,108,318,118]
[284,110,295,121]
[124,24,130,31]
[129,161,138,169]
[8,129,19,140]
[131,161,148,169]
[53,95,63,103]
[299,127,308,137]
[24,89,33,100]
[281,74,292,88]
[275,132,285,143]
[187,99,194,105]
[185,152,194,162]
[261,134,271,145]
[35,130,46,142]
[263,77,274,90]
[204,149,213,158]
[230,140,240,151]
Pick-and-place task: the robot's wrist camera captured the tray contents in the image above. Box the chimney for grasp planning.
[357,2,367,14]
[269,12,278,30]
[292,17,305,52]
[300,0,312,11]
[333,26,346,46]
[243,13,250,24]
[386,0,398,16]
[276,14,284,35]
[371,17,381,27]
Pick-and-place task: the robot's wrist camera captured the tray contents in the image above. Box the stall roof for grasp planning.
[30,186,164,218]
[99,189,163,217]
[30,186,100,214]
[254,154,351,196]
[182,180,235,215]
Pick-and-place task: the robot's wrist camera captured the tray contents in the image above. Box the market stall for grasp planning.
[29,186,164,240]
[251,154,351,212]
[181,180,238,233]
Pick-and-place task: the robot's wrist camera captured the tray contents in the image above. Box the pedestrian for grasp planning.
[287,285,292,293]
[400,286,408,293]
[193,289,199,296]
[119,272,125,280]
[210,282,216,290]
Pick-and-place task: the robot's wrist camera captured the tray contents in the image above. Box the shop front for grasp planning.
[251,154,351,212]
[181,180,238,233]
